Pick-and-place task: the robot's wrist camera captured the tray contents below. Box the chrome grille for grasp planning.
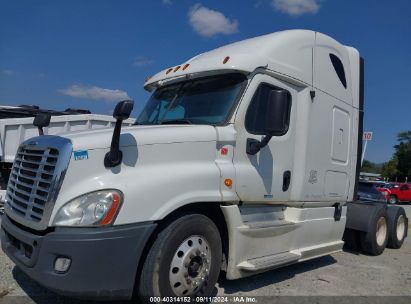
[4,136,72,230]
[6,147,58,222]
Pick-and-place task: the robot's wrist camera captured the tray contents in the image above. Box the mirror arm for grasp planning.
[246,135,272,155]
[104,100,134,168]
[104,119,123,168]
[259,135,272,149]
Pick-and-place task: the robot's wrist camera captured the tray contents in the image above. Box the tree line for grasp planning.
[362,130,411,182]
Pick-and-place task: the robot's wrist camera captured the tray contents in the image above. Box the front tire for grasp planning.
[138,214,222,300]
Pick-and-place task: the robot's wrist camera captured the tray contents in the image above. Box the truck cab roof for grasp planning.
[144,29,360,108]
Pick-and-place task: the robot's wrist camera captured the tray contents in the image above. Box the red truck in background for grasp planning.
[378,183,411,204]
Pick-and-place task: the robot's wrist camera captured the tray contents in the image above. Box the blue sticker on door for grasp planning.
[74,150,88,160]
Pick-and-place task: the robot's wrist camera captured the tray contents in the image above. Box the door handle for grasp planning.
[282,170,291,192]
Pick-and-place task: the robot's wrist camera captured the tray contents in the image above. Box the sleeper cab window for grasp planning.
[245,83,291,135]
[329,53,347,88]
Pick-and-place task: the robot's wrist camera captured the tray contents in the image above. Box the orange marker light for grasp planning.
[166,68,173,75]
[174,65,181,72]
[100,193,121,226]
[224,178,233,188]
[223,56,230,64]
[182,63,190,70]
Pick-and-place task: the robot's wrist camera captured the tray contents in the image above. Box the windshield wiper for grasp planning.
[134,121,156,125]
[159,118,193,125]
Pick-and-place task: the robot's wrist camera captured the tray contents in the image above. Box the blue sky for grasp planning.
[0,0,410,163]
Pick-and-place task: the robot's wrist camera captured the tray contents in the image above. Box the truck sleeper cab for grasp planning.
[1,30,408,300]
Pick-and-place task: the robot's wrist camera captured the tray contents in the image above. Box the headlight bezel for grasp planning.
[52,189,123,227]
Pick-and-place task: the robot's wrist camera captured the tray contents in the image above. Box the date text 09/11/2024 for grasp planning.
[149,296,257,303]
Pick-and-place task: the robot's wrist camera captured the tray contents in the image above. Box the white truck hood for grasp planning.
[47,124,222,225]
[60,124,217,150]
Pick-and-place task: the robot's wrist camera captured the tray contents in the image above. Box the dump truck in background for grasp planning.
[0,105,135,205]
[0,30,408,301]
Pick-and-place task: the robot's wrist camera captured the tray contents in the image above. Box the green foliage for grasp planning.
[397,131,411,142]
[381,157,399,179]
[361,160,382,174]
[382,130,411,181]
[395,131,411,180]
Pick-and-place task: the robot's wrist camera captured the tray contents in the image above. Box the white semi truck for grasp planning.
[0,30,408,300]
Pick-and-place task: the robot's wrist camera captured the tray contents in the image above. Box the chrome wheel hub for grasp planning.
[169,235,211,296]
[396,215,405,241]
[376,217,387,247]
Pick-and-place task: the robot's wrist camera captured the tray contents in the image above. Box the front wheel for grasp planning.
[138,214,222,300]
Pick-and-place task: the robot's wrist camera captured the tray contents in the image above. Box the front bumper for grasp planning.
[0,214,156,300]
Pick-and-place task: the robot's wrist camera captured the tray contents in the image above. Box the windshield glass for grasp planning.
[136,73,246,125]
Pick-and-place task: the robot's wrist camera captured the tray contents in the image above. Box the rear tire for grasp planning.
[138,214,222,300]
[389,195,398,205]
[360,208,388,255]
[387,207,408,249]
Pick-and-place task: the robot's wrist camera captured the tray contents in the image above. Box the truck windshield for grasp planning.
[136,73,246,125]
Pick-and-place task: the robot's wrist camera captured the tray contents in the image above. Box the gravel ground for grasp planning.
[0,205,410,303]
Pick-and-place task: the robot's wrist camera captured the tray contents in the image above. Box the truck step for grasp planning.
[237,252,301,272]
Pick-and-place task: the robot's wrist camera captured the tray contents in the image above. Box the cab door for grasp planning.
[233,74,296,203]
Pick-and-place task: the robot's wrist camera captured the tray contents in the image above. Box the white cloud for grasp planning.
[2,69,14,75]
[162,0,172,5]
[60,85,130,102]
[272,0,320,16]
[188,4,238,38]
[132,56,154,67]
[254,1,263,8]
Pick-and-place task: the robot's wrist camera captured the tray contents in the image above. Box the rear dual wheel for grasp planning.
[138,214,222,300]
[360,208,388,255]
[359,206,409,255]
[387,207,408,249]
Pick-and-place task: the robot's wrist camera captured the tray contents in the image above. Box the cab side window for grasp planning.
[245,83,291,135]
[400,184,409,191]
[329,54,347,88]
